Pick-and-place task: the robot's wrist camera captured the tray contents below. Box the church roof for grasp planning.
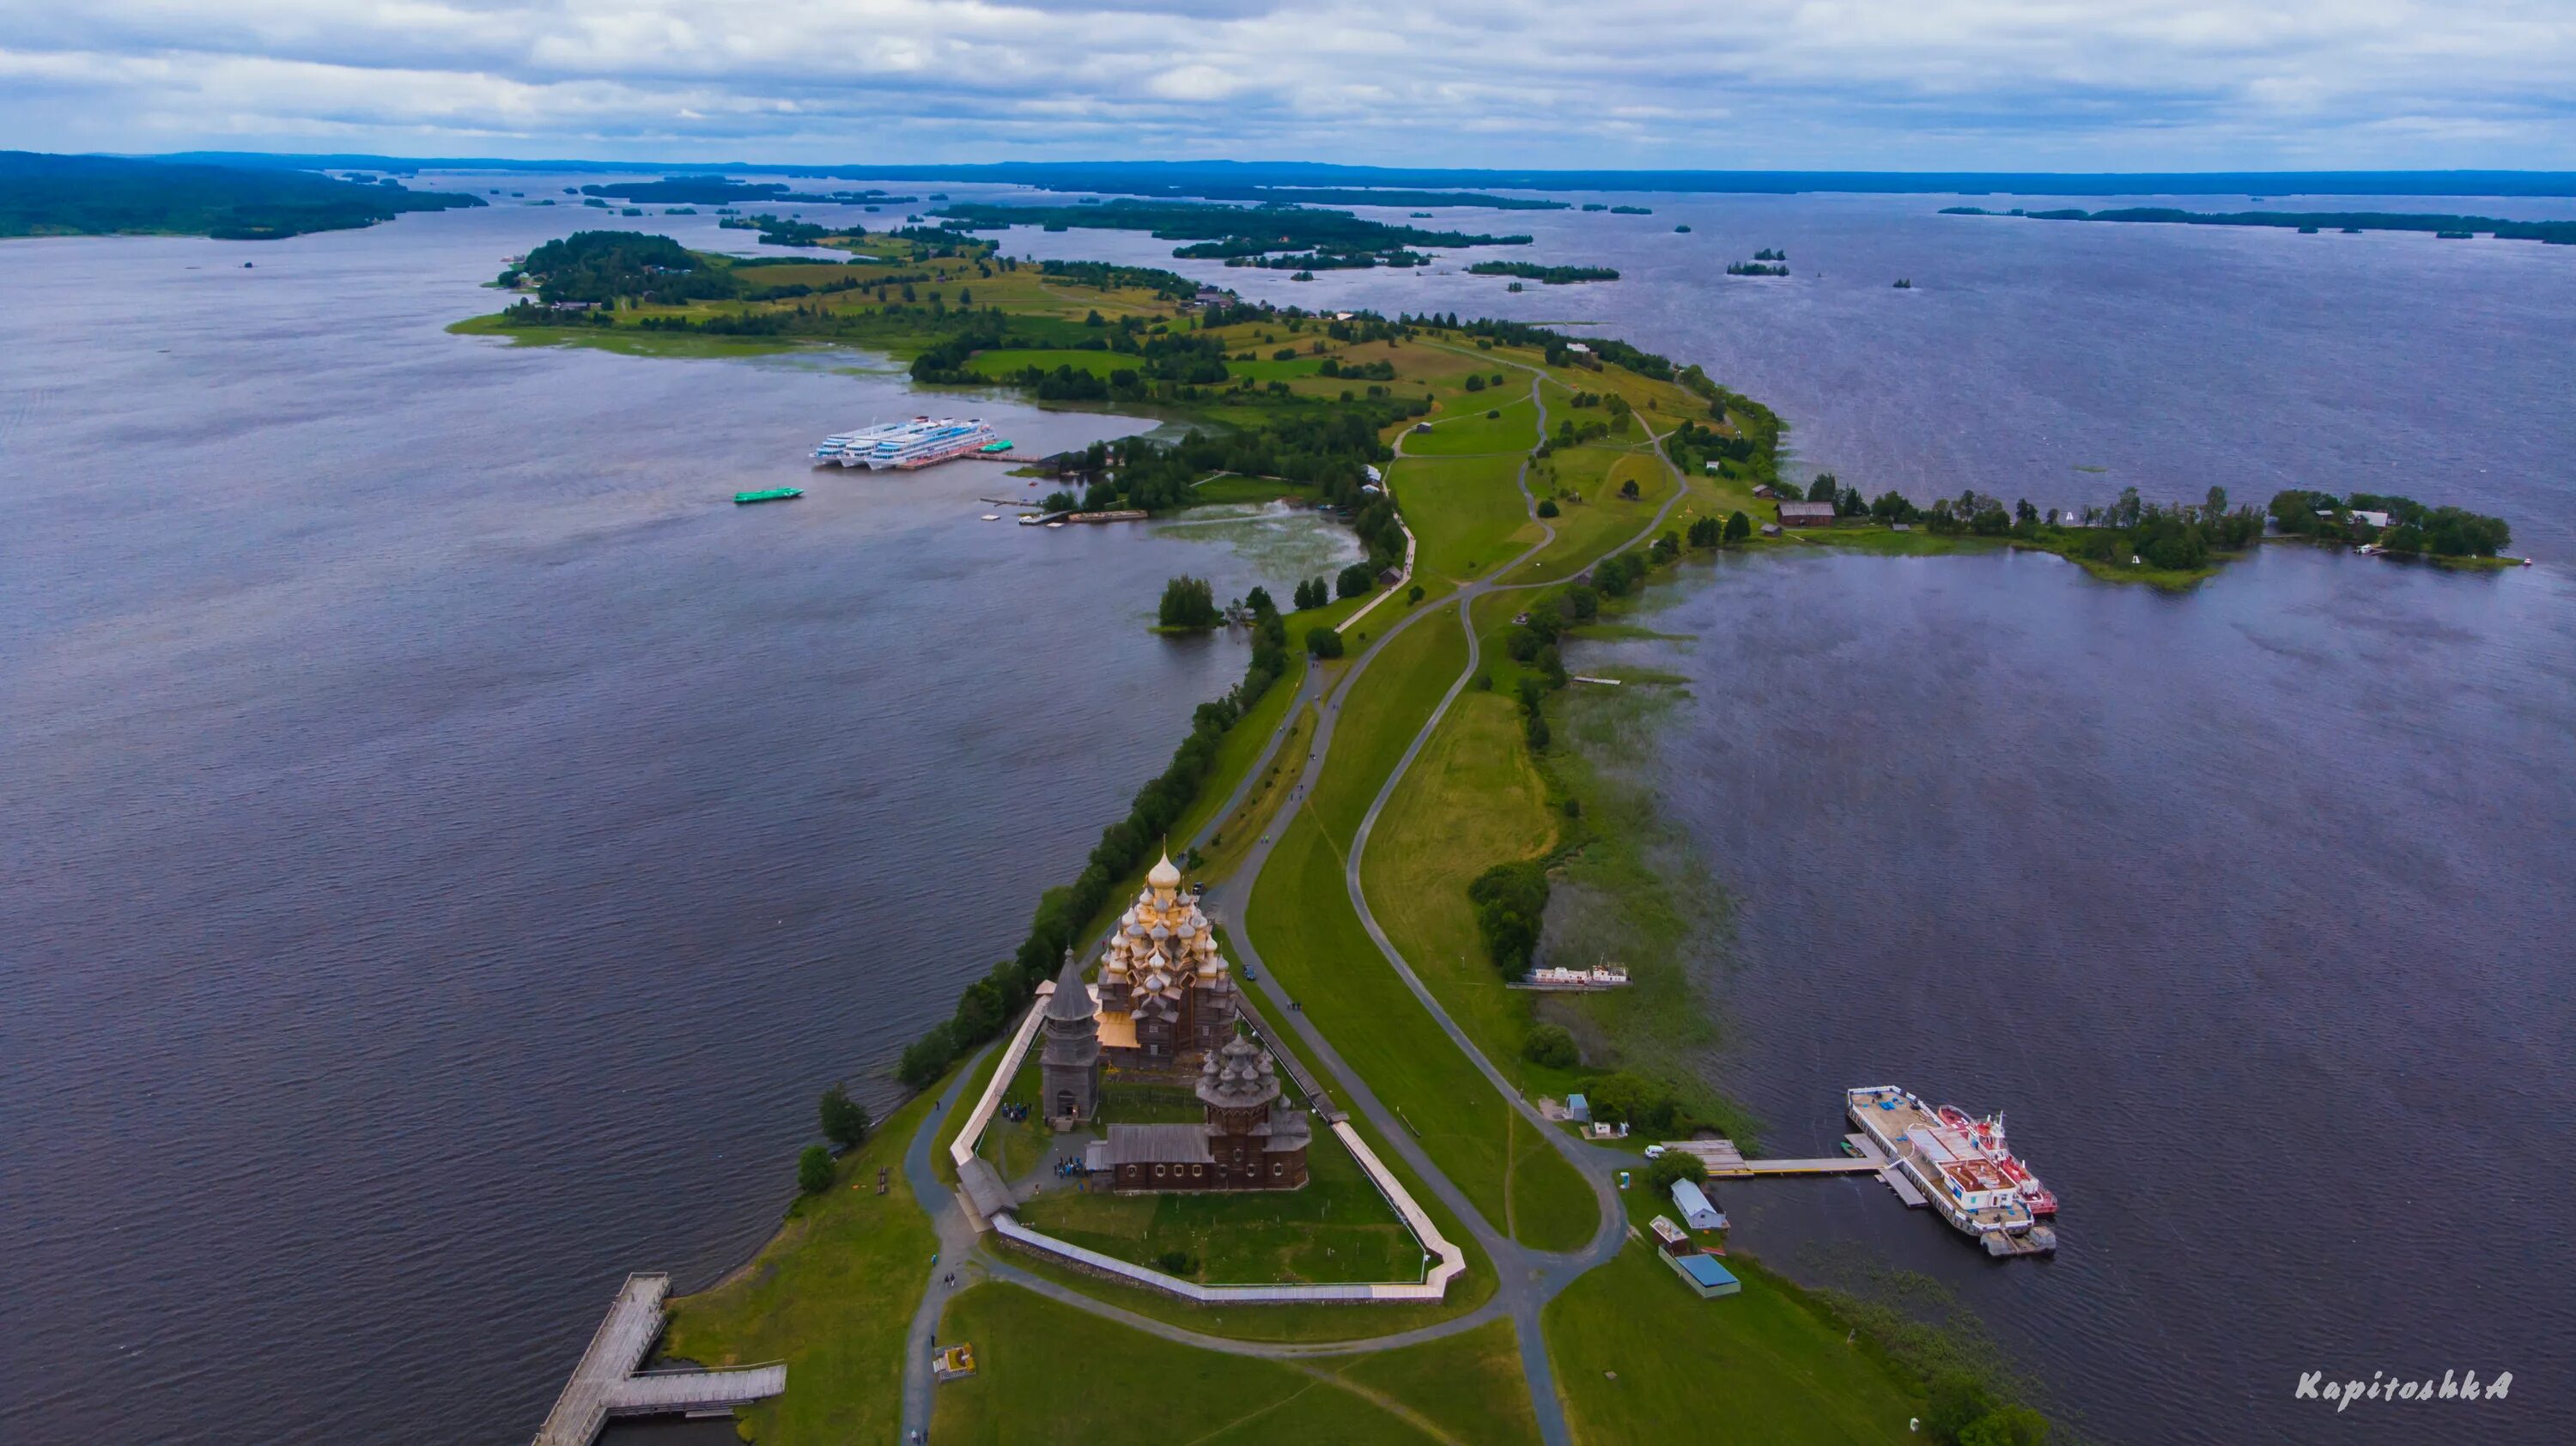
[1106,1122,1213,1165]
[1197,1035,1282,1109]
[1044,954,1096,1021]
[1147,853,1183,890]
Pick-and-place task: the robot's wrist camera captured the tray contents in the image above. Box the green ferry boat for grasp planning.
[734,487,804,505]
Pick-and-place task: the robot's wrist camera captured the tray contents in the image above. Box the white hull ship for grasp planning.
[811,416,999,470]
[1848,1085,2058,1256]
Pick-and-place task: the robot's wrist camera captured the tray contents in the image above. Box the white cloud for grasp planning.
[0,0,2568,164]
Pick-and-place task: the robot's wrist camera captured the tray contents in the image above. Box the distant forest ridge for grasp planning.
[149,153,2576,199]
[1,151,484,239]
[1945,205,2576,245]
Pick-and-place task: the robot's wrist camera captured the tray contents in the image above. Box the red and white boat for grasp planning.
[1935,1103,2058,1217]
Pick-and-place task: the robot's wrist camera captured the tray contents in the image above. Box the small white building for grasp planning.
[1564,342,1592,355]
[1670,1179,1726,1231]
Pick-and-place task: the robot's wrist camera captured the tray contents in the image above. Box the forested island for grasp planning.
[1941,204,2576,246]
[1467,260,1620,283]
[930,197,1533,266]
[0,150,483,240]
[1759,471,2516,583]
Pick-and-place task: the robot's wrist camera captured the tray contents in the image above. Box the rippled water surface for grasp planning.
[5,179,2571,1443]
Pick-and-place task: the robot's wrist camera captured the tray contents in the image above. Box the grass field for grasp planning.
[931,1285,1539,1444]
[1405,396,1540,456]
[662,1088,942,1446]
[1506,447,1676,583]
[1307,610,1470,846]
[1398,454,1540,585]
[1360,690,1553,1075]
[1542,1247,1921,1446]
[1011,1124,1422,1285]
[1248,812,1513,1232]
[964,346,1125,380]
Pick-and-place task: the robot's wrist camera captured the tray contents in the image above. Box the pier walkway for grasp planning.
[532,1273,785,1446]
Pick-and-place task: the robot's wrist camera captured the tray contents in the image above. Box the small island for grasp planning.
[1466,260,1621,283]
[1940,204,2576,246]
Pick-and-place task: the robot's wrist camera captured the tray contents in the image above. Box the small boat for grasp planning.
[1046,521,1066,529]
[977,440,1014,454]
[735,488,804,505]
[980,513,999,521]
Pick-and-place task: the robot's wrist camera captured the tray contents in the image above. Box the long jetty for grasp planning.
[532,1273,785,1446]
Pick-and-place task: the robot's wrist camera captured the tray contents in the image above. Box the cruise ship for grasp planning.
[811,416,999,471]
[1848,1086,2058,1256]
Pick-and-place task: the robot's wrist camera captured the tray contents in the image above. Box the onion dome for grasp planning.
[1148,853,1183,891]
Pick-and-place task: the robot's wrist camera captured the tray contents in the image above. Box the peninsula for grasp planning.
[472,210,2521,1445]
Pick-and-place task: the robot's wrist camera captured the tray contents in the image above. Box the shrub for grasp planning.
[1536,498,1559,518]
[796,1144,835,1194]
[1645,1151,1707,1191]
[1522,1023,1579,1068]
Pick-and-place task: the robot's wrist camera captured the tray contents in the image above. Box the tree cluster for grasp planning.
[518,231,736,305]
[2269,489,2510,556]
[1467,860,1550,979]
[1157,574,1218,629]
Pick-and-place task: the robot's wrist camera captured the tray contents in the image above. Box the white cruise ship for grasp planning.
[812,416,998,471]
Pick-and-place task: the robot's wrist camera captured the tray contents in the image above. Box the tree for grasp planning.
[1467,860,1549,978]
[1645,1151,1707,1191]
[1305,625,1345,659]
[796,1143,834,1194]
[1957,1406,2050,1446]
[1923,1372,1997,1443]
[819,1082,870,1150]
[1244,585,1275,614]
[1687,515,1720,547]
[2203,484,2228,519]
[897,1021,957,1088]
[1522,1023,1579,1068]
[1157,574,1218,629]
[1807,471,1839,503]
[1407,584,1425,602]
[1723,510,1753,543]
[1536,498,1560,518]
[2014,498,2038,527]
[1335,562,1377,598]
[1465,373,1486,392]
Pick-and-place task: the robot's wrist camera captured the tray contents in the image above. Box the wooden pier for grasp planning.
[532,1273,786,1446]
[1658,1133,1929,1206]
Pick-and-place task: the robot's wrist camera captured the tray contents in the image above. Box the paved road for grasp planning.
[896,361,1699,1444]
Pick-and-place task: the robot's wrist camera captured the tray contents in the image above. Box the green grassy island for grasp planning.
[465,216,2518,1444]
[1,150,483,240]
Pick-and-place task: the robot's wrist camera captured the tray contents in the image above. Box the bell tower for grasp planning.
[1039,950,1101,1127]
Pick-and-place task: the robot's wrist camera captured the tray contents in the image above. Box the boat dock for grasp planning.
[532,1273,786,1446]
[1656,1134,1929,1206]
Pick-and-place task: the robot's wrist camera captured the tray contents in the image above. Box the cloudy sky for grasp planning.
[3,0,2572,167]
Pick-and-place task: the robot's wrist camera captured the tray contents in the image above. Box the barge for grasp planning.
[733,487,804,505]
[1848,1085,2057,1257]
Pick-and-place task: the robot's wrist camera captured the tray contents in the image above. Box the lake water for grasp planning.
[0,190,1351,1443]
[5,179,2571,1443]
